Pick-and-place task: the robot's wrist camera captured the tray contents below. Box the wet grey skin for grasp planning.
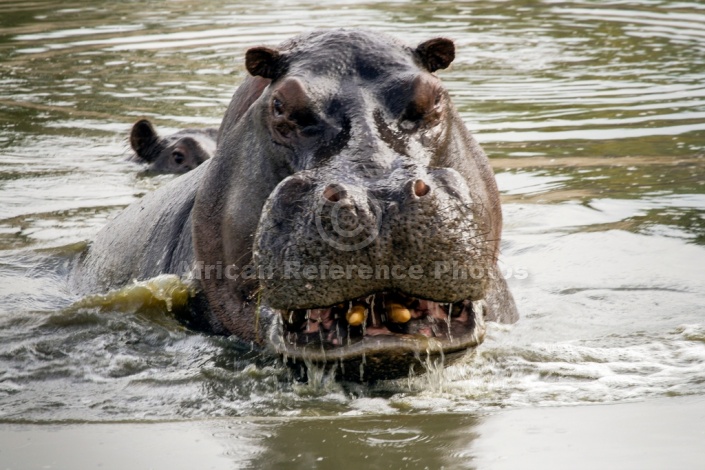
[129,119,217,174]
[74,29,519,382]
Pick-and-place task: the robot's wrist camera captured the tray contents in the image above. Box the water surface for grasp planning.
[1,0,704,467]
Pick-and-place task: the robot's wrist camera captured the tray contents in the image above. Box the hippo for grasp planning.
[129,119,217,174]
[74,29,518,382]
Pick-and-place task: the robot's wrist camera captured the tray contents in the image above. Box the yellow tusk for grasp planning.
[346,304,367,326]
[388,302,411,323]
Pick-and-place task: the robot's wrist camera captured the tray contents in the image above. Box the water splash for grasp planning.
[69,274,196,316]
[295,357,340,396]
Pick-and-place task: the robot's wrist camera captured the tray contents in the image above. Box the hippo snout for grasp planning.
[255,166,489,309]
[252,164,491,373]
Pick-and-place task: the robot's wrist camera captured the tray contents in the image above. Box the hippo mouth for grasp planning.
[267,291,486,381]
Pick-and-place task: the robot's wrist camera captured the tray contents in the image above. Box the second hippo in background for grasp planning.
[129,119,218,174]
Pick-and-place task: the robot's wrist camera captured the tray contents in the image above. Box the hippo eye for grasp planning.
[397,75,444,132]
[270,78,321,143]
[173,151,185,164]
[401,91,443,131]
[291,108,319,129]
[273,98,284,116]
[400,106,425,128]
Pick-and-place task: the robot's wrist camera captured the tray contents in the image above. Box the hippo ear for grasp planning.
[415,38,455,72]
[245,46,284,79]
[130,119,159,161]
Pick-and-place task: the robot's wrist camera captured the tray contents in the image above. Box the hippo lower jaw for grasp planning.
[266,291,486,381]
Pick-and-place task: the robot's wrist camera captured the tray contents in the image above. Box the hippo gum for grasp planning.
[74,30,518,381]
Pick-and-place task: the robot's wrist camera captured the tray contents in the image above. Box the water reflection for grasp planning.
[213,414,479,469]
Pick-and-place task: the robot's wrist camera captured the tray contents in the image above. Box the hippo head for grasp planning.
[193,30,516,381]
[129,119,215,174]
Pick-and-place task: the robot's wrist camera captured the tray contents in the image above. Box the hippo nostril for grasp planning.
[323,184,346,202]
[413,179,430,197]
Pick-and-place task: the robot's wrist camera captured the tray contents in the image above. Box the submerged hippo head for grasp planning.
[192,29,517,381]
[129,119,217,174]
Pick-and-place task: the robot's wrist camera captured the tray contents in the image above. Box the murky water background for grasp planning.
[1,0,704,466]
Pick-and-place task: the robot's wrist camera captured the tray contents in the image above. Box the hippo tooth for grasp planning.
[346,304,367,326]
[387,302,411,323]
